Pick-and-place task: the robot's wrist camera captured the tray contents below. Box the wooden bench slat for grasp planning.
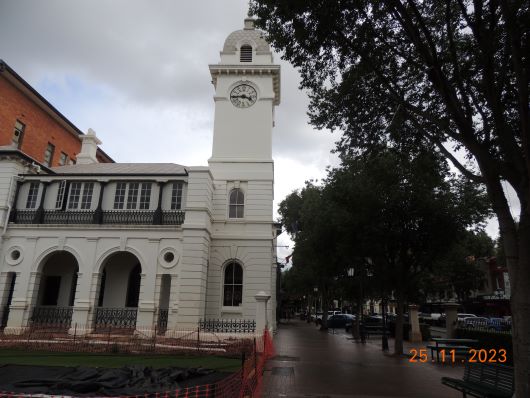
[442,362,514,398]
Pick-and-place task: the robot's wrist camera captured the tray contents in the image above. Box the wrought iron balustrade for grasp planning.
[11,209,185,226]
[30,306,73,327]
[43,210,95,224]
[94,307,138,330]
[157,309,169,333]
[162,211,185,225]
[11,210,36,224]
[101,210,156,225]
[199,318,256,333]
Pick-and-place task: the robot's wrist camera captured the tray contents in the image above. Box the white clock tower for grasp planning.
[209,18,280,165]
[203,18,280,327]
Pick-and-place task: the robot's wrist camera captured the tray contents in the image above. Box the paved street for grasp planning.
[262,320,463,398]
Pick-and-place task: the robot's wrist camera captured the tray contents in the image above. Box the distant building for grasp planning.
[0,60,113,166]
[0,18,279,334]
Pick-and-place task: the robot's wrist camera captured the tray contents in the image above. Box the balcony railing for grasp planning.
[44,210,94,224]
[11,209,185,226]
[157,309,169,334]
[102,210,156,224]
[30,306,73,328]
[94,307,138,330]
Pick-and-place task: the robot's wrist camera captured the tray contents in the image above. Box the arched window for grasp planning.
[240,45,252,62]
[229,188,244,218]
[223,262,243,306]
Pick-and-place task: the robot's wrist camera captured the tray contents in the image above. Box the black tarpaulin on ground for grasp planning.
[0,364,231,396]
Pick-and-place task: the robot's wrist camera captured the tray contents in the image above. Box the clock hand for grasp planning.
[232,94,251,101]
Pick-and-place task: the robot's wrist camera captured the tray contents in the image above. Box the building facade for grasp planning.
[0,19,279,334]
[0,59,113,166]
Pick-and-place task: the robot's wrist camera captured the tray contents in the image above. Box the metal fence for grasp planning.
[0,323,264,356]
[199,318,256,333]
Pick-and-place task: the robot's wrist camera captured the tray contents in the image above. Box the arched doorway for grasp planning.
[31,251,79,328]
[95,251,141,330]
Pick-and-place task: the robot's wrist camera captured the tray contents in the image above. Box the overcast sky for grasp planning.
[0,0,503,260]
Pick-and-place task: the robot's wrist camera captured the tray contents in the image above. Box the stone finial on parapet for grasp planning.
[76,128,102,165]
[255,291,271,333]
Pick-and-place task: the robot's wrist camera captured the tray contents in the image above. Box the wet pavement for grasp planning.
[262,320,463,397]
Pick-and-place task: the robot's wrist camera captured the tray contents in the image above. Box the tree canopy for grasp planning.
[250,1,529,393]
[279,146,491,352]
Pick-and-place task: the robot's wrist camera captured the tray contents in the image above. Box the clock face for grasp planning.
[230,84,257,108]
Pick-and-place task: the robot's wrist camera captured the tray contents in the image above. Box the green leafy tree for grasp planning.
[250,1,529,392]
[279,146,490,352]
[278,183,344,329]
[324,147,489,353]
[423,230,494,302]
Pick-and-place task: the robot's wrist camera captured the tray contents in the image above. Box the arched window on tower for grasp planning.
[229,188,244,218]
[223,261,243,306]
[240,45,252,62]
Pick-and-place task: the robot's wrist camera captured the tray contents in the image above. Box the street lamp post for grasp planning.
[381,297,389,351]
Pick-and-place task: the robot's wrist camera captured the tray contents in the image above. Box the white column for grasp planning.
[1,271,24,334]
[444,302,459,338]
[166,275,180,334]
[0,272,11,322]
[5,271,40,333]
[87,272,102,328]
[136,273,156,336]
[255,291,271,333]
[69,272,92,335]
[176,167,212,328]
[409,304,422,342]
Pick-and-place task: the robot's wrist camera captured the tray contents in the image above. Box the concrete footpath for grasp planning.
[262,320,463,398]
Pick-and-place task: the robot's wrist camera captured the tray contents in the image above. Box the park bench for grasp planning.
[441,362,514,398]
[427,338,478,362]
[362,324,389,339]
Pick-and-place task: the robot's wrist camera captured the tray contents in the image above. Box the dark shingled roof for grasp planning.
[51,163,187,176]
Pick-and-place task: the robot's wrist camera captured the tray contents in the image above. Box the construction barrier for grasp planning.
[0,324,258,356]
[0,328,275,398]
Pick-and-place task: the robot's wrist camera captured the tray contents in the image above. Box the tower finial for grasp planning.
[244,18,255,30]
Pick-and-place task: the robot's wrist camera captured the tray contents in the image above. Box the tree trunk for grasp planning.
[353,294,362,340]
[320,286,329,330]
[480,162,530,397]
[506,213,530,397]
[394,278,405,355]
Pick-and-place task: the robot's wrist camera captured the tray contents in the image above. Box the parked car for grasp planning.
[487,317,511,332]
[457,313,477,320]
[311,312,323,322]
[315,310,342,325]
[460,316,488,328]
[328,314,356,330]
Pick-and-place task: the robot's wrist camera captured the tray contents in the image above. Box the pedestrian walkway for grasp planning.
[262,320,463,397]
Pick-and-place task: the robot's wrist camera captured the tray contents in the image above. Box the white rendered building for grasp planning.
[0,19,279,334]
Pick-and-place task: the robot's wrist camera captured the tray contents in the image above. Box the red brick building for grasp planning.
[0,60,113,166]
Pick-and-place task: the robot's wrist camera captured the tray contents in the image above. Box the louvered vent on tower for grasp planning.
[240,45,252,62]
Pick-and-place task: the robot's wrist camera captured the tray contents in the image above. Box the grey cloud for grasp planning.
[0,0,249,105]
